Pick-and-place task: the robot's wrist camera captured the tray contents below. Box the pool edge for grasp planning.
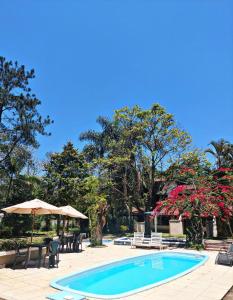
[50,251,209,299]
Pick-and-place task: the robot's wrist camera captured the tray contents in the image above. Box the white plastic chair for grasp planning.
[150,232,163,250]
[131,232,144,248]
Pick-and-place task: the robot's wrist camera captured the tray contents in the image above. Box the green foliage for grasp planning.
[0,234,56,251]
[43,142,89,234]
[44,142,89,208]
[1,63,230,244]
[80,103,191,234]
[0,175,45,237]
[166,149,211,184]
[83,176,108,246]
[68,227,80,234]
[0,238,28,251]
[188,242,204,251]
[0,57,52,235]
[119,225,129,233]
[0,56,52,166]
[206,139,233,168]
[113,104,191,210]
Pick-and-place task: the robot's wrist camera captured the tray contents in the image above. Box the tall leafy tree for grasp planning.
[0,56,52,165]
[0,174,44,237]
[43,142,89,234]
[1,145,32,204]
[80,104,191,234]
[114,104,191,210]
[79,116,115,163]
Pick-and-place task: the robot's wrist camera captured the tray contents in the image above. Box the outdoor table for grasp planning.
[27,243,48,268]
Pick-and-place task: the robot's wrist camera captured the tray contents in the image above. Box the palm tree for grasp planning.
[79,116,116,161]
[205,139,233,168]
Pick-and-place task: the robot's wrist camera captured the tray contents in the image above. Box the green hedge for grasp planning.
[0,237,47,251]
[0,238,28,251]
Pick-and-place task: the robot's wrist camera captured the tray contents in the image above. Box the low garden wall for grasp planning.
[0,247,47,268]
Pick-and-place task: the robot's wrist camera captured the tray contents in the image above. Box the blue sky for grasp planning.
[1,0,233,160]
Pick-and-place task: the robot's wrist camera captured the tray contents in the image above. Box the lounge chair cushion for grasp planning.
[216,252,233,266]
[47,291,85,300]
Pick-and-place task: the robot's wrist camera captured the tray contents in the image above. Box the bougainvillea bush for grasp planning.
[153,168,233,245]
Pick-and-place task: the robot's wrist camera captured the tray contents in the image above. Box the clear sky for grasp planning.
[1,0,233,160]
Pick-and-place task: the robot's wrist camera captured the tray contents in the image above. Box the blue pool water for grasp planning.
[51,252,208,299]
[83,239,112,246]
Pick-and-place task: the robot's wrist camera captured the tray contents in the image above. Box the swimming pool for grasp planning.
[82,239,113,246]
[51,252,208,299]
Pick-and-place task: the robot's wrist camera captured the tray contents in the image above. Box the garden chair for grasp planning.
[12,242,30,269]
[59,234,66,252]
[44,240,60,268]
[72,233,80,252]
[215,243,233,267]
[131,232,144,248]
[43,237,53,245]
[66,235,73,252]
[73,233,84,252]
[150,232,167,250]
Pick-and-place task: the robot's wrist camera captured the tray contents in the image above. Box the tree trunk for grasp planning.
[90,217,103,246]
[0,104,3,123]
[123,167,129,211]
[5,173,14,204]
[227,220,233,238]
[90,204,108,247]
[186,216,203,245]
[95,222,103,245]
[146,154,156,211]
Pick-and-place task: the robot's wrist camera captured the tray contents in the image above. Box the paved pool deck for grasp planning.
[0,244,232,300]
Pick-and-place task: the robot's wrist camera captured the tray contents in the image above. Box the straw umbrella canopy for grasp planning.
[1,199,61,242]
[58,205,88,234]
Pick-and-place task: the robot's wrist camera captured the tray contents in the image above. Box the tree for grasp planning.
[206,139,233,168]
[166,149,211,184]
[80,116,115,163]
[0,174,44,237]
[114,104,191,210]
[0,56,52,165]
[80,116,134,232]
[79,104,191,234]
[153,168,233,245]
[43,142,89,234]
[82,176,108,246]
[2,146,32,203]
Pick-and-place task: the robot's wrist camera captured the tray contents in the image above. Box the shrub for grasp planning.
[0,235,56,251]
[119,225,129,234]
[0,238,28,251]
[0,226,13,238]
[68,227,80,234]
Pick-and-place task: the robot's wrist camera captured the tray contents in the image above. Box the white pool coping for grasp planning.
[50,251,208,299]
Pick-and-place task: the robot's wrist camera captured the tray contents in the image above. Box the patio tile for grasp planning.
[0,245,232,300]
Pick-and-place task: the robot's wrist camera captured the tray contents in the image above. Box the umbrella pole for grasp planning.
[31,211,35,243]
[62,216,66,235]
[66,217,70,233]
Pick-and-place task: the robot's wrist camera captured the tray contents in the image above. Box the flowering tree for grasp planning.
[153,168,233,245]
